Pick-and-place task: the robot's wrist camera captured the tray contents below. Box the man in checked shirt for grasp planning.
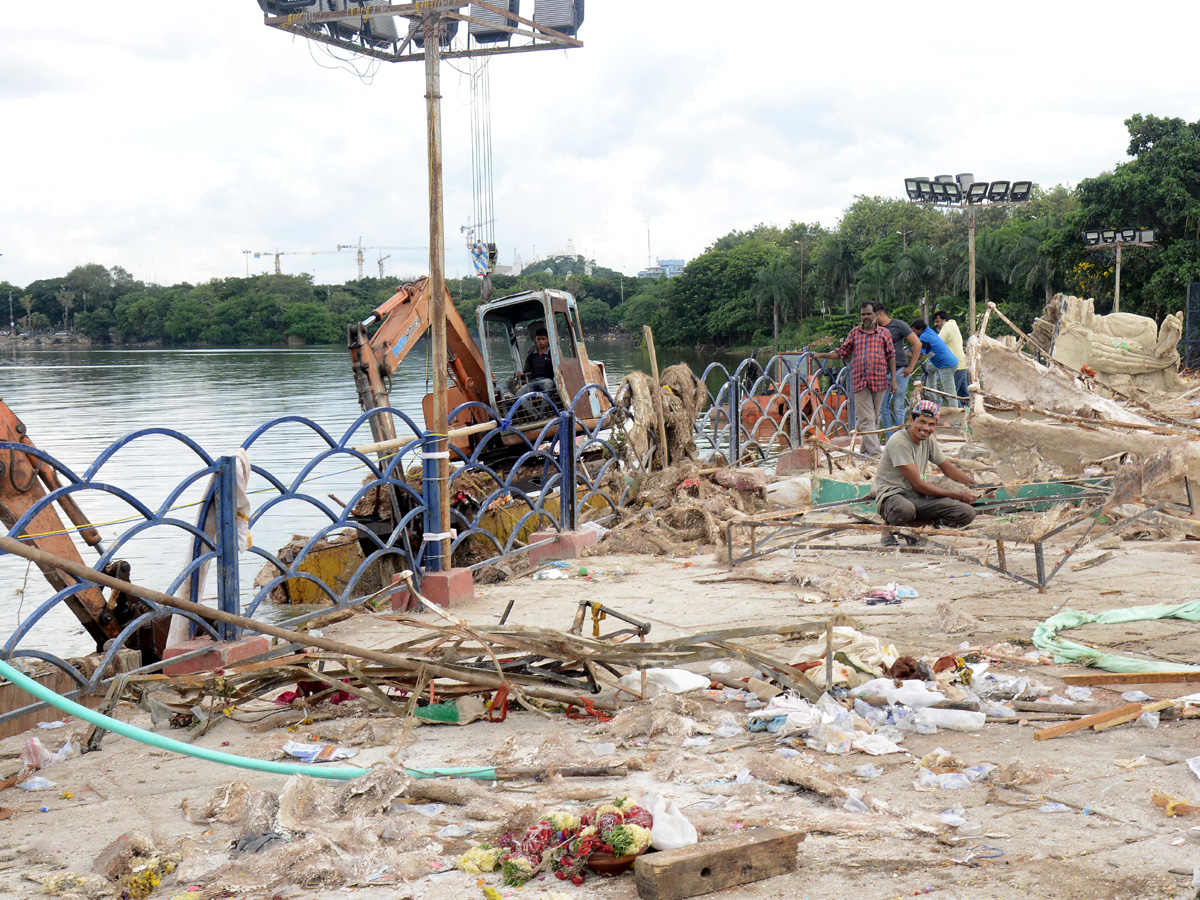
[810,301,897,457]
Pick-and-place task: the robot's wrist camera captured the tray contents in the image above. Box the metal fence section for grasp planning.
[1182,282,1200,369]
[694,352,851,465]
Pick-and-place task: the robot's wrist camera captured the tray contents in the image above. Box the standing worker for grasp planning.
[810,302,897,457]
[932,310,969,408]
[874,399,979,547]
[910,318,959,409]
[874,301,922,438]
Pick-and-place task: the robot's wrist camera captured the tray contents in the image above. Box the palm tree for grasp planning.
[749,256,800,345]
[1009,228,1058,308]
[18,295,33,331]
[855,259,892,306]
[952,231,1009,306]
[55,289,76,332]
[820,238,856,314]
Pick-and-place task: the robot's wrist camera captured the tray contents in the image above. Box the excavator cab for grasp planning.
[478,289,609,429]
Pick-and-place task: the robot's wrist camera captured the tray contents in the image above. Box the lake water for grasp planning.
[0,339,744,657]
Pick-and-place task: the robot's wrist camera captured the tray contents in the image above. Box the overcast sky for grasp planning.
[1,2,1195,290]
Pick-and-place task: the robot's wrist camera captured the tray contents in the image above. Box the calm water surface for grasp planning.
[0,340,741,656]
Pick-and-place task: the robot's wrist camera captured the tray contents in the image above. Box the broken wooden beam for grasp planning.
[1033,702,1144,741]
[1062,671,1200,686]
[1091,699,1174,732]
[633,827,803,900]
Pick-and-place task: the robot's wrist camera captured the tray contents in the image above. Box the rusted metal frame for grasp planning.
[266,22,399,61]
[710,640,820,702]
[727,520,833,567]
[264,2,465,26]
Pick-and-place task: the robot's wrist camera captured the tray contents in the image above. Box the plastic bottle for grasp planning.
[913,707,986,732]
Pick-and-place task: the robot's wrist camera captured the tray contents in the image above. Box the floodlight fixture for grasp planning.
[987,181,1010,202]
[935,174,956,183]
[1009,181,1033,202]
[930,181,949,203]
[1101,228,1118,243]
[1139,229,1155,244]
[1082,230,1102,245]
[956,173,974,192]
[916,179,935,201]
[1119,227,1138,243]
[966,182,989,204]
[905,178,925,202]
[943,182,962,203]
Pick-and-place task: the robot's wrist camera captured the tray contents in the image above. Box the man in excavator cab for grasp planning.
[513,326,556,400]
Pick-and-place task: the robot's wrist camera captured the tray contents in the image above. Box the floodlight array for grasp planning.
[1081,228,1155,246]
[905,175,1035,205]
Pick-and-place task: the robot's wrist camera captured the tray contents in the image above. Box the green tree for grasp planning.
[282,301,339,344]
[18,294,34,331]
[748,254,799,345]
[816,237,856,314]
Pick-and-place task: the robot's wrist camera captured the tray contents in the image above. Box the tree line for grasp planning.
[5,114,1198,350]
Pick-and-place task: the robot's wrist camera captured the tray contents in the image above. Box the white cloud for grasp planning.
[1,1,1197,288]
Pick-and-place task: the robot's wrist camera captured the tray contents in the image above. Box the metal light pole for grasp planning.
[424,10,451,572]
[967,207,977,332]
[1082,229,1154,313]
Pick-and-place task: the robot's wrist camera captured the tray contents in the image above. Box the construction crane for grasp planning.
[250,248,342,276]
[377,254,391,278]
[338,237,425,280]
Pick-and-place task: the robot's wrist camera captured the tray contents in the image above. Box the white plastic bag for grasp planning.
[618,668,711,696]
[644,794,698,851]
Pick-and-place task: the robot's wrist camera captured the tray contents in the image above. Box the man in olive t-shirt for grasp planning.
[874,400,979,547]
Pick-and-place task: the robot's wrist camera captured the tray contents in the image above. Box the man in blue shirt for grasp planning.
[910,318,959,410]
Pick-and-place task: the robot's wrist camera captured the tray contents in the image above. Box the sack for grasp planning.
[644,793,697,851]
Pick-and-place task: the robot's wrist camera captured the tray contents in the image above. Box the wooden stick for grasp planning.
[1033,702,1143,741]
[1063,671,1200,686]
[1092,699,1174,732]
[0,534,615,711]
[643,325,671,470]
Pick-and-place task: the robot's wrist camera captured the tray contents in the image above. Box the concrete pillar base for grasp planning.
[162,635,270,676]
[528,529,600,568]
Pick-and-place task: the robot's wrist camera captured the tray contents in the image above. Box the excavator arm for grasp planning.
[0,401,124,650]
[348,276,489,443]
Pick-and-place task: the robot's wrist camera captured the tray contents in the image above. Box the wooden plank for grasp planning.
[1092,699,1174,732]
[1033,702,1143,741]
[634,828,803,900]
[1062,671,1200,686]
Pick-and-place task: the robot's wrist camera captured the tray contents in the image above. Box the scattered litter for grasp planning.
[533,569,569,580]
[1115,755,1150,770]
[842,794,870,814]
[916,769,971,790]
[1038,803,1072,813]
[854,764,883,779]
[16,776,56,791]
[592,742,617,757]
[709,661,731,674]
[682,736,712,749]
[940,809,967,827]
[410,803,446,817]
[36,720,65,729]
[1187,756,1200,781]
[281,740,357,763]
[1122,690,1155,703]
[1065,686,1094,702]
[618,668,711,696]
[1134,711,1160,728]
[438,824,474,838]
[714,721,743,737]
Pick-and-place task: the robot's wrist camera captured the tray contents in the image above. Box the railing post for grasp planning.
[559,409,577,531]
[728,376,741,465]
[788,367,803,448]
[421,431,442,574]
[215,455,240,641]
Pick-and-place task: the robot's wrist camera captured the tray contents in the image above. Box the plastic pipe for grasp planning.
[0,658,496,782]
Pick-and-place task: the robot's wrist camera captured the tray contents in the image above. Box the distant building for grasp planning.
[637,258,686,279]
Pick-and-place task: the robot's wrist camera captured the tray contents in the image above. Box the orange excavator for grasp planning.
[0,401,162,659]
[348,276,611,459]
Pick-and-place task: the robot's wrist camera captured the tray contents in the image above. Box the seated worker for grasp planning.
[874,399,978,547]
[514,326,556,398]
[910,318,960,408]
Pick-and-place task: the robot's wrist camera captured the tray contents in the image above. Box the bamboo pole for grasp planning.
[0,534,614,710]
[643,325,670,469]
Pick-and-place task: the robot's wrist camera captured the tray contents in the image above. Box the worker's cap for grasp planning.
[912,399,940,420]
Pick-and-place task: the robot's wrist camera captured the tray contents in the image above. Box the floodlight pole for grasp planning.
[967,206,977,333]
[1113,243,1122,313]
[424,11,451,572]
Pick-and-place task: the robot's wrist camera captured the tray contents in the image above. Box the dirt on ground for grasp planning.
[3,524,1200,900]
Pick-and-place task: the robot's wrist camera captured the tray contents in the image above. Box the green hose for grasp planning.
[0,658,496,782]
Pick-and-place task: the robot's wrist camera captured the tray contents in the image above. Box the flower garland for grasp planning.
[455,797,654,886]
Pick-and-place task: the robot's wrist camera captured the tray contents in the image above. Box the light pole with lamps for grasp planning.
[904,175,1034,332]
[895,230,912,250]
[1082,228,1155,312]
